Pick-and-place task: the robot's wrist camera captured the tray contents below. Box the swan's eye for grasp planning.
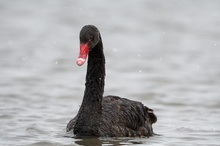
[88,37,93,42]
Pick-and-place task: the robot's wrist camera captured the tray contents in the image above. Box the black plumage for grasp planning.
[66,25,157,137]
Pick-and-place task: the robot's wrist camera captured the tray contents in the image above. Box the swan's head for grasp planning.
[76,25,100,66]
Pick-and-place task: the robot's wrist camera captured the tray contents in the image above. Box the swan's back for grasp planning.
[100,96,156,137]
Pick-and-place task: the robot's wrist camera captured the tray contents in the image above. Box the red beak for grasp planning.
[76,43,89,66]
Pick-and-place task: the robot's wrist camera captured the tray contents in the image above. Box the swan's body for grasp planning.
[66,25,157,137]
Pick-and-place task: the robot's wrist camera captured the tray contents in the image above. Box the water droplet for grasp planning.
[8,40,13,45]
[113,48,117,52]
[139,70,142,73]
[137,54,141,57]
[22,57,26,61]
[214,43,217,46]
[55,61,58,65]
[159,58,163,61]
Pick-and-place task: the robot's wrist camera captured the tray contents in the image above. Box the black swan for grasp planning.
[66,25,157,137]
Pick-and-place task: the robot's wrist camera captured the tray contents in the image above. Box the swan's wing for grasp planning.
[100,95,157,137]
[66,115,77,132]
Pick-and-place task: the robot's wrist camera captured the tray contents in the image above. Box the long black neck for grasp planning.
[85,37,105,103]
[74,37,105,137]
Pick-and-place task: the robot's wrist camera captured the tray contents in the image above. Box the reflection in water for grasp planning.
[75,138,102,146]
[74,137,144,146]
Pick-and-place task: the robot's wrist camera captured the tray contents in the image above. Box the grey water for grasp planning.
[1,0,220,145]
